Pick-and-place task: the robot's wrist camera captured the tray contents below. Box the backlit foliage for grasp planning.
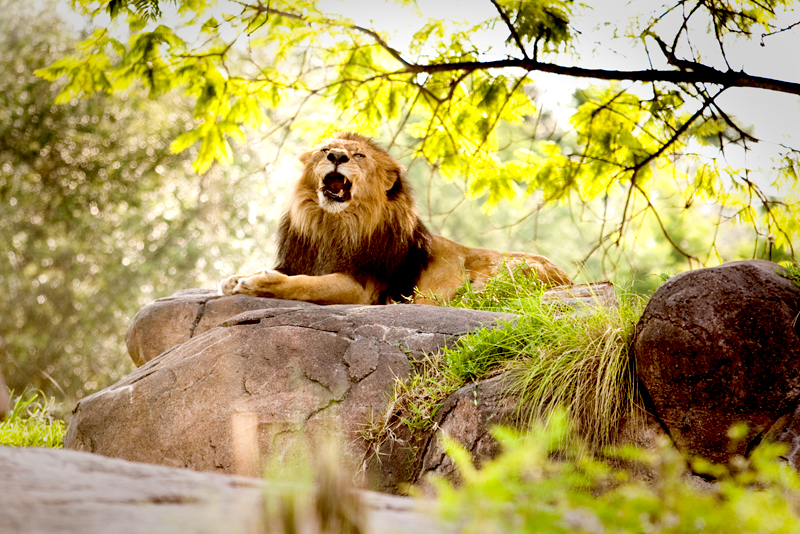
[40,0,799,275]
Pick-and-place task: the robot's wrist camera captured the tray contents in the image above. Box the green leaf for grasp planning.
[170,129,203,154]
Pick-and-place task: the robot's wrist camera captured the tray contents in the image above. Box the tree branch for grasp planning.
[243,1,800,97]
[397,58,800,96]
[246,2,413,67]
[633,181,701,266]
[761,19,800,45]
[627,89,721,173]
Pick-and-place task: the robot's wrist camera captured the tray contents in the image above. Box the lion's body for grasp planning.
[221,132,571,305]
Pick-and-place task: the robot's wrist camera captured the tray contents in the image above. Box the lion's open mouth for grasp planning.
[321,171,352,203]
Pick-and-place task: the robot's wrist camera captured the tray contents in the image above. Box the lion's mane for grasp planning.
[274,132,432,304]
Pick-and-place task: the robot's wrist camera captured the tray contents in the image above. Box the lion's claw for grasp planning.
[219,275,242,296]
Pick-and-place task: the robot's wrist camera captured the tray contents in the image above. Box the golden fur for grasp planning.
[220,132,571,305]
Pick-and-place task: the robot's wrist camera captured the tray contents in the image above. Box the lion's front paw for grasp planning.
[219,275,243,296]
[219,270,286,298]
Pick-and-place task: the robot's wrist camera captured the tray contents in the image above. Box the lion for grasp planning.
[220,132,571,305]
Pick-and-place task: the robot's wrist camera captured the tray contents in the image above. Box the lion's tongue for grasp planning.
[327,175,347,194]
[323,172,351,201]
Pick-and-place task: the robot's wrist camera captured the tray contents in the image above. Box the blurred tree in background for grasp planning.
[0,0,278,402]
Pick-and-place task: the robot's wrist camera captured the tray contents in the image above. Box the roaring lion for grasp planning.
[220,132,571,305]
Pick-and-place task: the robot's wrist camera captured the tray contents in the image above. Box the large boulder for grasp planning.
[633,260,800,464]
[125,289,315,367]
[70,283,626,492]
[67,297,508,493]
[0,445,449,534]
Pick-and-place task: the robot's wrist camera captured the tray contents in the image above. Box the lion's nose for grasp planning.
[327,150,349,165]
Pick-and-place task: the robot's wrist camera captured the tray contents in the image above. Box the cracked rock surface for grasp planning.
[125,290,317,367]
[67,291,507,492]
[634,260,800,465]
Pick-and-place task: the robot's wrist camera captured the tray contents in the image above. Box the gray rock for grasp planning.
[0,445,452,534]
[77,283,623,492]
[125,289,316,366]
[633,260,800,464]
[69,300,507,493]
[416,375,521,489]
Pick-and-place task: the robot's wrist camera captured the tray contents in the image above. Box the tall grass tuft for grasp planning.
[259,433,366,534]
[506,297,643,451]
[442,268,645,451]
[0,390,66,447]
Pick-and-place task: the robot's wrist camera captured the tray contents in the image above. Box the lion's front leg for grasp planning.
[220,270,381,305]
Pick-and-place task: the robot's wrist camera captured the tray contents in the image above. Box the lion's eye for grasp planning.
[353,153,366,159]
[320,148,330,154]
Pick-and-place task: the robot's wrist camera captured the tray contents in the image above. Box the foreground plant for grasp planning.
[259,439,366,534]
[434,415,800,534]
[0,391,65,447]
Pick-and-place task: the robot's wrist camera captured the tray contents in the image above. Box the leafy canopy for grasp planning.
[41,0,800,270]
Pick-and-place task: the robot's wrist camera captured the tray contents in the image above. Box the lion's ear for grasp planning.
[299,150,314,164]
[393,162,407,180]
[386,163,407,200]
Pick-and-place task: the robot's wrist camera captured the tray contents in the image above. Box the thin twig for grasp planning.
[490,0,530,60]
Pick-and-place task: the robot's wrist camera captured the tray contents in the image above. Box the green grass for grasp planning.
[0,390,66,447]
[503,296,643,451]
[407,267,646,451]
